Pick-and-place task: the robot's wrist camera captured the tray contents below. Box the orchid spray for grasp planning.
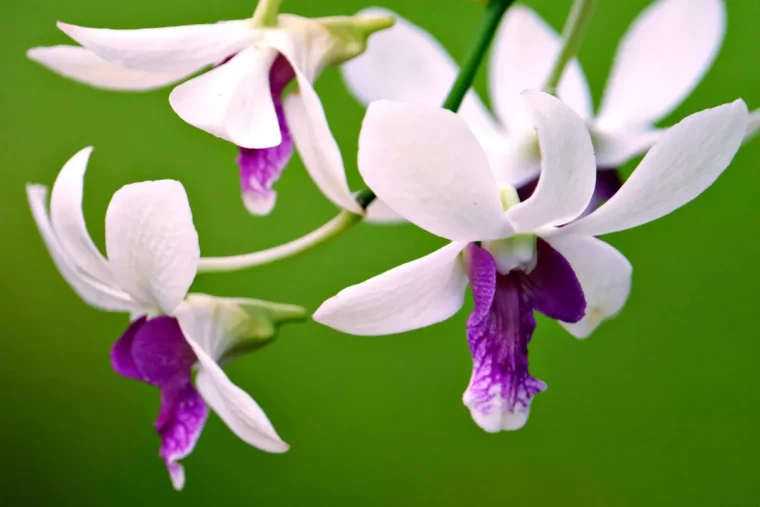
[25,0,755,490]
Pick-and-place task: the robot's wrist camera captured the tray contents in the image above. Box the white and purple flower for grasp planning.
[27,7,394,215]
[27,147,306,489]
[341,0,757,212]
[314,92,747,431]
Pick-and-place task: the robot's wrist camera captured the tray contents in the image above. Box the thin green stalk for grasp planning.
[199,0,515,273]
[251,0,284,27]
[198,211,361,273]
[543,0,597,94]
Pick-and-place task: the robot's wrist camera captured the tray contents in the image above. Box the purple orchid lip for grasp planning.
[237,55,296,215]
[111,316,208,490]
[463,241,585,432]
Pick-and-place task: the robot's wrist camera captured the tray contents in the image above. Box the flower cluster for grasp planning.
[26,0,757,490]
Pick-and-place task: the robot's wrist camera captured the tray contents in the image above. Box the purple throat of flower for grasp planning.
[237,55,296,215]
[111,316,207,490]
[464,240,585,432]
[518,167,623,219]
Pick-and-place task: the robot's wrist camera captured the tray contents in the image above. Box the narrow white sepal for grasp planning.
[314,241,469,335]
[27,45,193,91]
[563,100,748,237]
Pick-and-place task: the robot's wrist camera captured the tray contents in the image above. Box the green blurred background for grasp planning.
[3,0,759,505]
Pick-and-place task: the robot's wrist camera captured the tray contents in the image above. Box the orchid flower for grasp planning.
[342,0,757,212]
[26,147,306,489]
[27,6,394,215]
[314,92,748,432]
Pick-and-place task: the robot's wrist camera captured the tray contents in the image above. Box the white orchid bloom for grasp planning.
[342,0,754,211]
[314,92,748,432]
[26,147,306,489]
[27,8,393,215]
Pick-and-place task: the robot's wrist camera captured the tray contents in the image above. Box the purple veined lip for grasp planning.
[517,167,623,219]
[236,54,296,215]
[111,316,208,490]
[463,240,585,431]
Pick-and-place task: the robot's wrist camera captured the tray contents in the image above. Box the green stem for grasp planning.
[543,0,597,94]
[251,0,284,27]
[200,0,515,273]
[442,0,515,112]
[198,211,361,273]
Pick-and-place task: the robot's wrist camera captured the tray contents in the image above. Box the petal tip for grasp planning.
[26,183,49,201]
[242,191,276,216]
[56,21,77,36]
[467,404,530,433]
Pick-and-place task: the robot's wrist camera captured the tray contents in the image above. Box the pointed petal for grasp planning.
[744,108,760,143]
[545,235,632,338]
[49,146,113,283]
[282,75,362,213]
[27,45,193,91]
[358,101,512,241]
[505,91,596,232]
[564,100,748,237]
[314,241,469,335]
[489,5,592,132]
[105,180,199,315]
[27,184,134,312]
[521,238,585,323]
[169,45,282,149]
[464,245,545,432]
[57,20,255,73]
[174,302,289,453]
[593,127,664,167]
[340,8,504,152]
[595,0,726,131]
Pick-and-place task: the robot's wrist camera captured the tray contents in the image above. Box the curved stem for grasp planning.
[198,211,360,273]
[201,0,516,273]
[543,0,597,94]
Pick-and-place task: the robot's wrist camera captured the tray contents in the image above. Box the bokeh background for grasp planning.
[3,0,759,505]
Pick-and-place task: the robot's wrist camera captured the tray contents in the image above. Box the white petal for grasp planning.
[364,199,405,224]
[48,147,113,284]
[545,235,632,338]
[282,76,362,213]
[169,45,281,149]
[314,241,469,335]
[489,5,592,133]
[593,127,664,168]
[744,108,760,143]
[105,180,199,315]
[595,0,726,131]
[340,8,504,152]
[505,91,596,232]
[57,20,256,73]
[27,184,134,312]
[27,46,193,91]
[358,101,512,242]
[174,301,289,453]
[564,100,748,237]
